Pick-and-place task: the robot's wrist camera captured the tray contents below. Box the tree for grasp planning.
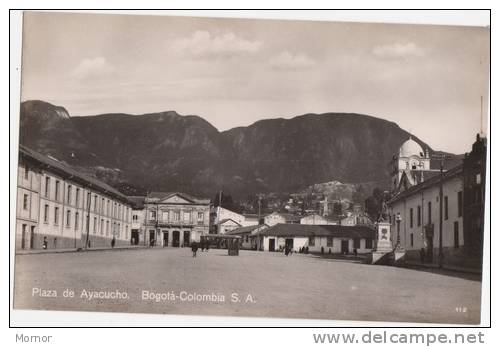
[213,191,242,213]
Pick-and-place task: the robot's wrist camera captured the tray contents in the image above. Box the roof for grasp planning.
[389,164,463,204]
[225,224,269,236]
[19,145,132,205]
[218,218,241,226]
[266,212,301,222]
[146,191,210,204]
[258,224,374,239]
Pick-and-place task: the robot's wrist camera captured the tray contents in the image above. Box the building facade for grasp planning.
[256,224,374,254]
[16,146,133,251]
[387,135,486,270]
[142,192,210,247]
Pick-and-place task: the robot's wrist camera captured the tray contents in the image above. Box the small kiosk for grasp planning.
[200,234,241,256]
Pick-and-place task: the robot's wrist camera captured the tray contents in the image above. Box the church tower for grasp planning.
[391,137,431,193]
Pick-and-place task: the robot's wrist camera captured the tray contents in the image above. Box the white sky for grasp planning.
[20,11,490,154]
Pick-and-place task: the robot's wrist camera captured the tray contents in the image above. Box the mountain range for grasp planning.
[18,100,462,198]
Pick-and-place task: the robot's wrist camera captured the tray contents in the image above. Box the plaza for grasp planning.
[13,248,481,324]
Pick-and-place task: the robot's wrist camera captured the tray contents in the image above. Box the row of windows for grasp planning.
[42,204,128,237]
[408,221,460,248]
[307,237,373,249]
[402,191,463,229]
[149,210,205,222]
[42,176,130,221]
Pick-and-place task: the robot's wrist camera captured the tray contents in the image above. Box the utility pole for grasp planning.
[217,190,222,234]
[438,155,444,268]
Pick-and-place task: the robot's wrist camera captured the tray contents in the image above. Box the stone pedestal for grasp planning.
[371,221,393,264]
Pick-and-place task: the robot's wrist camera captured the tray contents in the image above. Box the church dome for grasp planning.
[399,138,424,158]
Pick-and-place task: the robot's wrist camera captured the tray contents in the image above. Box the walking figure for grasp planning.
[191,242,199,257]
[111,237,116,248]
[42,237,48,250]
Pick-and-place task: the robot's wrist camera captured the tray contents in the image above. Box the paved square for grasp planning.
[13,248,482,324]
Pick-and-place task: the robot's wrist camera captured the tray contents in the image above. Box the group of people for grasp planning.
[191,241,210,257]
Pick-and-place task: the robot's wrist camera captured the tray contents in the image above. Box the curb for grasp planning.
[16,246,149,255]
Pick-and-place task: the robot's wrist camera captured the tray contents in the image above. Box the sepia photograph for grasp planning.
[12,10,489,325]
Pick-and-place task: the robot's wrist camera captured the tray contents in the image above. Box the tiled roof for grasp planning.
[257,223,374,239]
[19,145,131,205]
[225,224,269,235]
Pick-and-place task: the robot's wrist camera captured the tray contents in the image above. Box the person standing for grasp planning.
[191,242,198,257]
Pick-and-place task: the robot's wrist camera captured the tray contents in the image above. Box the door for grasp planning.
[426,235,434,262]
[269,238,275,252]
[172,230,180,247]
[21,224,26,249]
[285,238,294,250]
[131,230,139,245]
[341,240,349,254]
[163,231,169,247]
[183,230,190,247]
[30,226,35,249]
[149,230,155,246]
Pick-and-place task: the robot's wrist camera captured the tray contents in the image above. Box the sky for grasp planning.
[20,11,489,154]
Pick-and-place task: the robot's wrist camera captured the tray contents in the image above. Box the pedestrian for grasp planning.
[284,246,289,256]
[111,237,116,248]
[191,242,198,257]
[42,237,48,250]
[353,248,358,257]
[53,237,57,249]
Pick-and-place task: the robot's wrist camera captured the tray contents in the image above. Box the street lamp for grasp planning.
[395,212,402,249]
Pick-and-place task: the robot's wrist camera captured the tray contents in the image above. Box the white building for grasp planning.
[264,212,300,226]
[16,146,133,250]
[388,165,464,265]
[300,213,337,225]
[210,206,259,233]
[256,224,374,254]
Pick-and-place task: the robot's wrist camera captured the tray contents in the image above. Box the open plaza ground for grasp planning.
[13,248,482,324]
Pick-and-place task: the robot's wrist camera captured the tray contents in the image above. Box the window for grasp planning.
[93,217,97,234]
[94,195,98,212]
[54,207,59,225]
[150,210,157,219]
[106,221,109,236]
[427,201,432,224]
[365,238,373,249]
[183,211,190,222]
[409,208,414,228]
[476,173,481,185]
[107,200,110,216]
[133,214,138,221]
[308,236,315,246]
[410,233,414,247]
[67,185,72,204]
[353,238,360,249]
[45,177,50,197]
[444,196,449,220]
[66,210,71,227]
[417,206,421,227]
[101,198,105,214]
[55,181,60,201]
[198,212,204,220]
[100,219,104,235]
[75,212,79,230]
[173,211,180,221]
[457,191,463,217]
[326,237,333,247]
[75,188,80,208]
[44,204,49,223]
[23,194,28,210]
[117,224,121,238]
[454,222,459,248]
[24,166,29,180]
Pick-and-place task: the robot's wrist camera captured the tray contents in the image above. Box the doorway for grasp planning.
[149,230,155,247]
[341,240,349,254]
[163,231,169,247]
[172,230,180,247]
[30,226,35,249]
[268,238,275,252]
[426,235,434,262]
[183,230,190,247]
[131,230,139,245]
[285,238,294,250]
